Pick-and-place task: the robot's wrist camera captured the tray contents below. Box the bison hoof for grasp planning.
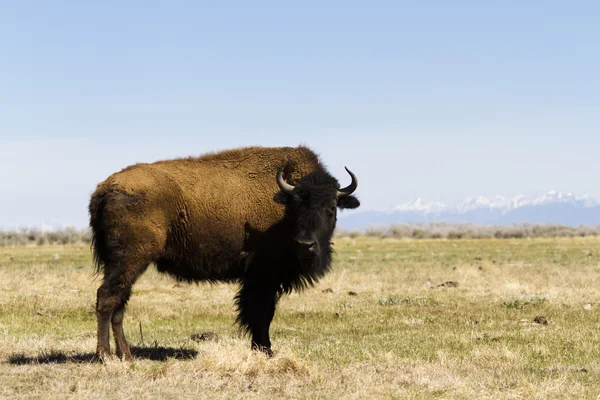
[251,344,273,358]
[94,351,114,363]
[116,351,134,362]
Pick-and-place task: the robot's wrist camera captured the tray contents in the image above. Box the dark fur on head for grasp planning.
[274,170,359,292]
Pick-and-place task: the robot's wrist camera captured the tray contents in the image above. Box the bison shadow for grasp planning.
[7,346,198,365]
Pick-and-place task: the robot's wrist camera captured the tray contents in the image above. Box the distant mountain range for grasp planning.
[338,191,600,230]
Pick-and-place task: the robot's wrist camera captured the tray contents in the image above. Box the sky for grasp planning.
[1,1,599,228]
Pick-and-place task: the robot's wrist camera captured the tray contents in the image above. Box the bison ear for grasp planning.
[274,192,289,204]
[337,195,360,209]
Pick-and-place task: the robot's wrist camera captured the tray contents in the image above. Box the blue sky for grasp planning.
[1,1,599,228]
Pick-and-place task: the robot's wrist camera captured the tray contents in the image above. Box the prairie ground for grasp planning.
[0,237,599,399]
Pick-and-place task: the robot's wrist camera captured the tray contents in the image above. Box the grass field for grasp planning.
[1,237,599,399]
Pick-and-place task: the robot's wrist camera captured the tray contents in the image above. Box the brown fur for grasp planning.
[91,146,320,262]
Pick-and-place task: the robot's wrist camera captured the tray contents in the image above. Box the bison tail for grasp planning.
[89,190,111,275]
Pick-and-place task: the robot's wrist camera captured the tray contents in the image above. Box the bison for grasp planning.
[89,146,359,359]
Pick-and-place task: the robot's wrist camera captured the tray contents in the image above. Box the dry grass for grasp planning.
[1,238,599,399]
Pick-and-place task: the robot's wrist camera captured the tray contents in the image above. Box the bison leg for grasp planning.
[96,263,148,361]
[236,276,279,356]
[96,282,119,359]
[111,291,133,360]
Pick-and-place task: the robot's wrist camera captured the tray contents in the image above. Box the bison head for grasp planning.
[274,167,360,267]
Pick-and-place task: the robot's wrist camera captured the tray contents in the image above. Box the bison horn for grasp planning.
[277,168,295,195]
[337,167,358,198]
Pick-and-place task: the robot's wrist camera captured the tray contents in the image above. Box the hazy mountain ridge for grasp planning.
[339,191,600,230]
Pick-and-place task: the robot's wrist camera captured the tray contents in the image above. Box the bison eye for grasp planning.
[328,206,336,216]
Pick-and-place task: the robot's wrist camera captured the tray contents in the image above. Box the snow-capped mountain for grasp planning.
[391,198,448,214]
[338,191,600,230]
[454,192,598,213]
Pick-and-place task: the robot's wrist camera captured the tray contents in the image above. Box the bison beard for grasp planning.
[89,146,359,360]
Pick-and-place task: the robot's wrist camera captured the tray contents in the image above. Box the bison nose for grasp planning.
[296,239,317,256]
